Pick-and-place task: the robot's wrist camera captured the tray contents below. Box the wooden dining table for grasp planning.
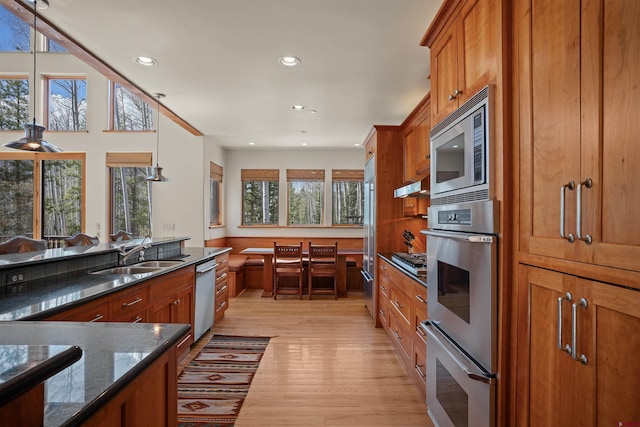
[240,247,362,298]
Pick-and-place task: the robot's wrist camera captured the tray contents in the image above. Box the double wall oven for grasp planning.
[421,86,498,427]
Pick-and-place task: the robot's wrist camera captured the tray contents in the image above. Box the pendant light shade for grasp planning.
[146,93,170,182]
[3,0,62,153]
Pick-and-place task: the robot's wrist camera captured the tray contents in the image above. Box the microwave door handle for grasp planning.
[423,322,495,385]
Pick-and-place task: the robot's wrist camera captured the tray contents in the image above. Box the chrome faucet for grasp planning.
[118,236,152,266]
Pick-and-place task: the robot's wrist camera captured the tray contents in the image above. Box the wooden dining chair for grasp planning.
[308,242,338,300]
[109,230,133,242]
[0,236,47,254]
[273,241,304,300]
[64,233,100,247]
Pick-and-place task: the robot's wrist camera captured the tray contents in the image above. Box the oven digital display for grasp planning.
[437,209,472,226]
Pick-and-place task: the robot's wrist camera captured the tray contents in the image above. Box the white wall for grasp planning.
[217,146,365,240]
[1,51,206,244]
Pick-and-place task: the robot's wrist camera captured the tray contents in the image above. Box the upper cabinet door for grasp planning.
[584,0,640,271]
[518,0,640,273]
[428,0,496,125]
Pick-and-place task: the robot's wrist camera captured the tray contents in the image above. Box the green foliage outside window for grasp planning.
[112,83,154,131]
[0,79,29,130]
[111,167,152,237]
[243,180,278,225]
[0,159,34,239]
[332,181,364,225]
[42,160,82,238]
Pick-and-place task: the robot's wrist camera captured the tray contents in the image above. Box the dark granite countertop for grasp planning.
[0,246,231,321]
[378,252,428,288]
[0,344,82,407]
[0,321,190,427]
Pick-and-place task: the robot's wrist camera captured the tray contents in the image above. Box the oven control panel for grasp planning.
[438,209,472,226]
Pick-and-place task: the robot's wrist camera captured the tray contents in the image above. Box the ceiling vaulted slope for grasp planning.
[3,0,442,148]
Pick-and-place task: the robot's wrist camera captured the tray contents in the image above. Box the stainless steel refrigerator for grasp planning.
[362,156,376,320]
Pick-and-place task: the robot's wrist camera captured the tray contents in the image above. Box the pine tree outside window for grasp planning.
[241,169,279,225]
[287,169,324,226]
[0,77,29,130]
[110,82,154,131]
[332,169,364,225]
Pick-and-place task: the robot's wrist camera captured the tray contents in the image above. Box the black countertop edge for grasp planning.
[0,345,83,407]
[1,246,232,321]
[378,252,427,288]
[60,323,190,427]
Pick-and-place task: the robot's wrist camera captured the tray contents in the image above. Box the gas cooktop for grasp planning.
[392,252,427,277]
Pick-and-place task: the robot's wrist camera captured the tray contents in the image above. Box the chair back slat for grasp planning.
[0,236,47,254]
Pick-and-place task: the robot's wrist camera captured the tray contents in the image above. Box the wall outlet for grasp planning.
[162,223,175,231]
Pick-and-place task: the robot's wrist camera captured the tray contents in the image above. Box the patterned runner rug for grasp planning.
[177,335,270,426]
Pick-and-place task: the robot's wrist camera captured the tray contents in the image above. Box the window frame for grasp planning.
[286,169,325,226]
[0,151,86,242]
[241,169,280,226]
[331,169,364,226]
[44,75,87,131]
[209,162,223,227]
[106,152,153,238]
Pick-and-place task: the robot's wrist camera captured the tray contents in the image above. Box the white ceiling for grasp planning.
[37,0,442,148]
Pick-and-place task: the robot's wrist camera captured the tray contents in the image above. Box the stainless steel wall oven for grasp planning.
[422,199,498,426]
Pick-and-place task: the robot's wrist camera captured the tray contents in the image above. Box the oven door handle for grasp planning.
[423,230,495,243]
[423,321,495,385]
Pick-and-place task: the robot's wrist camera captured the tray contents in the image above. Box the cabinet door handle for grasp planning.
[173,298,181,306]
[415,294,427,304]
[132,316,143,323]
[89,314,104,322]
[393,330,402,340]
[448,89,462,100]
[571,298,589,365]
[576,178,593,245]
[560,181,576,243]
[415,363,426,379]
[122,297,143,307]
[557,292,572,354]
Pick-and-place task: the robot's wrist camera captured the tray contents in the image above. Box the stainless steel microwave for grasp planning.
[430,85,493,204]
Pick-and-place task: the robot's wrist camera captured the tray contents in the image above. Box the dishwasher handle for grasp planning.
[196,261,218,275]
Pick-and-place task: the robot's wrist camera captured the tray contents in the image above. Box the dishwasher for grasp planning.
[194,259,218,342]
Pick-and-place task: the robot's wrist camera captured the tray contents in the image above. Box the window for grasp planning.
[107,152,153,238]
[0,6,30,52]
[45,76,87,131]
[0,77,29,130]
[110,82,154,131]
[332,169,364,225]
[287,169,324,226]
[47,38,66,53]
[210,162,223,226]
[0,152,86,245]
[242,169,279,225]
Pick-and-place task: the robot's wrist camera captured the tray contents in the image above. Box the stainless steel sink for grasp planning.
[90,266,164,275]
[134,260,185,268]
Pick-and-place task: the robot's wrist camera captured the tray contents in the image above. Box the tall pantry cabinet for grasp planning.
[512,0,640,425]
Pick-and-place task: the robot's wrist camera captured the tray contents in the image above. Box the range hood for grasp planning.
[394,179,430,198]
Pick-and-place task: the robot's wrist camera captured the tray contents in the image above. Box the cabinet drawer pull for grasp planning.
[90,314,104,322]
[557,292,572,354]
[393,330,402,340]
[380,285,387,292]
[571,298,588,365]
[393,300,403,309]
[415,294,427,304]
[132,316,143,323]
[576,178,593,245]
[417,326,427,338]
[379,308,386,316]
[217,272,228,280]
[415,363,426,379]
[560,181,576,243]
[122,297,143,307]
[216,285,228,294]
[216,300,227,311]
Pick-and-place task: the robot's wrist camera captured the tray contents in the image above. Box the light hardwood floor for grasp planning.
[180,289,433,426]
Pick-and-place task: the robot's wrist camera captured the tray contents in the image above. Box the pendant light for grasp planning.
[3,0,62,153]
[146,93,170,182]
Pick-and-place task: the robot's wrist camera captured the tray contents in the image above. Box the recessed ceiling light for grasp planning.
[354,143,360,146]
[301,142,308,146]
[309,109,318,114]
[249,142,255,146]
[279,56,301,67]
[135,56,157,66]
[292,105,305,111]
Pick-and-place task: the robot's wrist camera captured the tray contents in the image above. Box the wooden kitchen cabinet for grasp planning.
[109,284,149,322]
[515,265,640,426]
[377,260,390,328]
[422,0,497,125]
[516,0,640,276]
[47,298,110,322]
[149,268,196,361]
[402,95,431,183]
[214,251,229,322]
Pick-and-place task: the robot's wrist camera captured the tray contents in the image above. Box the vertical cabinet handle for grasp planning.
[560,181,576,243]
[557,292,572,354]
[571,298,589,365]
[576,178,593,245]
